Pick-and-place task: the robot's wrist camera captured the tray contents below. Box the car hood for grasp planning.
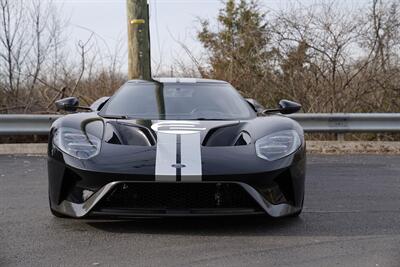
[51,113,303,176]
[105,119,248,147]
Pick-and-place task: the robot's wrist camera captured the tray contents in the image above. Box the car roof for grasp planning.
[127,77,228,85]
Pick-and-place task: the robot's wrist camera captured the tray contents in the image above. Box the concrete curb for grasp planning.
[0,141,399,155]
[0,144,47,155]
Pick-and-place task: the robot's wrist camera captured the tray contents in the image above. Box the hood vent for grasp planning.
[104,122,155,146]
[202,122,251,147]
[234,132,252,146]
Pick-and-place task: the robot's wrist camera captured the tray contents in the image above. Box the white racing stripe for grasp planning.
[153,121,203,181]
[155,131,177,181]
[180,132,202,181]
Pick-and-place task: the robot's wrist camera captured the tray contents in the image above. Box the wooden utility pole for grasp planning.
[126,0,151,80]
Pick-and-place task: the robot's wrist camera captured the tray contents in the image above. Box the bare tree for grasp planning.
[0,0,27,107]
[0,0,125,114]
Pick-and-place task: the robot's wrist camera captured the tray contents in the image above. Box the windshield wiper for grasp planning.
[101,115,128,119]
[193,118,226,121]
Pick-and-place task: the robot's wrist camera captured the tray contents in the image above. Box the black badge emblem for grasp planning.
[171,163,186,169]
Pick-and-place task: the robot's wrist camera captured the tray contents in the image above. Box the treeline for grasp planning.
[197,0,400,113]
[0,0,126,114]
[0,0,399,114]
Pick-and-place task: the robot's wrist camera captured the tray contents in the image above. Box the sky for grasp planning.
[52,0,370,73]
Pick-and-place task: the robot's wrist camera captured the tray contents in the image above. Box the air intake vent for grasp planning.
[104,122,155,146]
[202,122,245,146]
[234,132,252,146]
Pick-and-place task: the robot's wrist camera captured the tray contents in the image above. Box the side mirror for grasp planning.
[263,99,301,115]
[278,99,302,114]
[245,98,265,113]
[55,97,79,112]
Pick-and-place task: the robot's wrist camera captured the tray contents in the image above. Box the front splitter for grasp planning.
[52,181,300,218]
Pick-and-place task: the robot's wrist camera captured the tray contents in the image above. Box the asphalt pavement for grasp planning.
[0,154,400,267]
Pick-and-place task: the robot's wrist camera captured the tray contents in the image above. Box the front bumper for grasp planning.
[48,143,305,218]
[52,181,300,218]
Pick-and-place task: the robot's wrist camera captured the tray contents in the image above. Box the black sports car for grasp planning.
[48,78,306,218]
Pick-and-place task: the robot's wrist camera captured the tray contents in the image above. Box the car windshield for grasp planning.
[99,82,256,120]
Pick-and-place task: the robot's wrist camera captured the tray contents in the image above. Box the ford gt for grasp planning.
[48,78,306,218]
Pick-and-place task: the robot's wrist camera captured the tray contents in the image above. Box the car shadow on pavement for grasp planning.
[83,210,400,237]
[84,215,302,236]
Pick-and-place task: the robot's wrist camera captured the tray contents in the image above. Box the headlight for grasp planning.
[53,127,101,159]
[255,130,301,161]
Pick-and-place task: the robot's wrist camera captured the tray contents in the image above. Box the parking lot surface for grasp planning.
[1,154,400,266]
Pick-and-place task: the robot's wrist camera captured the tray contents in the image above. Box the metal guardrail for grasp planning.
[0,115,62,135]
[0,113,399,135]
[289,113,400,133]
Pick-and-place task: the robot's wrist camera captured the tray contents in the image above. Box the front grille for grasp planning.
[95,182,260,212]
